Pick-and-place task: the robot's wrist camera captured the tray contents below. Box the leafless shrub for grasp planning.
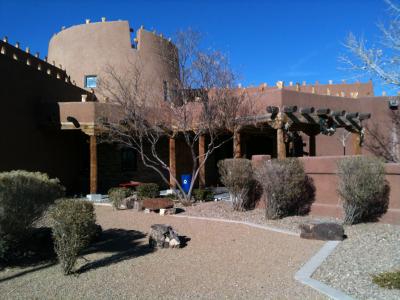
[218,158,253,211]
[337,156,390,225]
[255,158,315,220]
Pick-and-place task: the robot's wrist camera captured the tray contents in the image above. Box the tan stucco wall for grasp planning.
[48,20,179,101]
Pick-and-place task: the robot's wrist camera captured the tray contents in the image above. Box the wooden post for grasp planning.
[199,135,206,188]
[353,132,362,155]
[277,128,286,160]
[233,130,241,158]
[89,135,97,194]
[309,135,316,156]
[169,137,177,188]
[276,112,286,160]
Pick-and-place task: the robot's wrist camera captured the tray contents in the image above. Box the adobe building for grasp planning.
[1,18,399,222]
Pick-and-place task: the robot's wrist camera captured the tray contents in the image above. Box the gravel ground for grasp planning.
[181,201,341,234]
[313,223,400,300]
[0,206,325,299]
[181,201,400,300]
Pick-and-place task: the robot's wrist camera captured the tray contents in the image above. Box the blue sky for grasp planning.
[0,0,393,94]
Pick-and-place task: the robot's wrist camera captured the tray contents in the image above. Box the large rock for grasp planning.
[299,222,345,241]
[149,224,181,249]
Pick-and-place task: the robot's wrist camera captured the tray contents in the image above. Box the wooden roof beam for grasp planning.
[330,110,346,117]
[282,105,297,113]
[359,113,371,121]
[316,108,331,116]
[300,107,315,114]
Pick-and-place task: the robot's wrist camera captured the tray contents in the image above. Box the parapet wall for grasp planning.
[252,155,400,225]
[0,38,73,84]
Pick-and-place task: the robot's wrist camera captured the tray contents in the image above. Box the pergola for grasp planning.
[233,105,371,159]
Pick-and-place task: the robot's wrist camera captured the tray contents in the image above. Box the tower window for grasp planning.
[85,75,97,88]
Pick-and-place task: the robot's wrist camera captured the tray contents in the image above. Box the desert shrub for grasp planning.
[372,270,400,289]
[50,199,96,275]
[0,170,65,242]
[218,158,253,211]
[137,183,159,199]
[337,156,389,225]
[255,158,315,220]
[193,189,213,202]
[108,187,132,209]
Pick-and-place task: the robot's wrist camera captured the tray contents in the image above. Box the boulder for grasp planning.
[149,224,181,249]
[299,222,345,241]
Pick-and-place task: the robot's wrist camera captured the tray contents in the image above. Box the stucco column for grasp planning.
[309,135,316,156]
[169,137,177,188]
[233,130,241,158]
[199,135,206,188]
[277,128,286,160]
[89,135,97,194]
[353,132,362,155]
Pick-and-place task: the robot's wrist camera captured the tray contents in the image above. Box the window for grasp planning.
[85,75,97,88]
[121,148,137,172]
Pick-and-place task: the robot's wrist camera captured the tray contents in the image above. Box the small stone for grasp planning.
[299,222,345,241]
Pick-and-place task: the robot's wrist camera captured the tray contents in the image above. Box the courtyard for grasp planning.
[0,206,326,299]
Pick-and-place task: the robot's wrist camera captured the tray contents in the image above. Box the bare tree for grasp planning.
[341,0,400,162]
[97,29,253,205]
[335,128,352,155]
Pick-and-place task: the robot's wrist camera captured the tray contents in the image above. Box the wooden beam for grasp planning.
[316,108,331,116]
[233,130,241,158]
[282,105,298,113]
[199,135,206,188]
[169,137,177,188]
[89,135,97,194]
[359,113,371,121]
[300,107,315,114]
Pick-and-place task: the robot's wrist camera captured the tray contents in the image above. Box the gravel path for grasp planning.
[181,201,400,300]
[313,223,400,300]
[181,201,341,234]
[0,206,325,299]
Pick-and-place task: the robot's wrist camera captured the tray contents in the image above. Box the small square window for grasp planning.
[85,75,97,88]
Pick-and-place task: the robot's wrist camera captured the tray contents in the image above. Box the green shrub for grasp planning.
[50,199,96,275]
[193,189,213,202]
[0,170,65,241]
[218,158,253,211]
[372,270,400,289]
[137,183,159,199]
[255,158,315,220]
[108,187,132,209]
[337,156,389,225]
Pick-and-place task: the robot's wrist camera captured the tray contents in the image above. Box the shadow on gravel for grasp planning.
[178,235,191,248]
[77,228,154,274]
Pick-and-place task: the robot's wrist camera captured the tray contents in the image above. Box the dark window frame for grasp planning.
[84,75,97,88]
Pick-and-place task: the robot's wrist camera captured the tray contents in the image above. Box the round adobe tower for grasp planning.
[48,19,179,100]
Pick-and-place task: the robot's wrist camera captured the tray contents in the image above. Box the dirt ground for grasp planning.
[0,206,326,299]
